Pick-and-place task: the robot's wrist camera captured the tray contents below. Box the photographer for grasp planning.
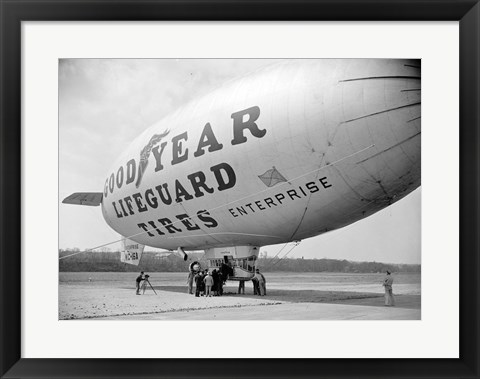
[135,271,144,295]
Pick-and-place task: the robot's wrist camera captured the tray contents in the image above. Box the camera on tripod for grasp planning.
[141,274,157,295]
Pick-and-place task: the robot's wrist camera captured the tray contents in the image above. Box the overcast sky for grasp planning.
[59,59,421,264]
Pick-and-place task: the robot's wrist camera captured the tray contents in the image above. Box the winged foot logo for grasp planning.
[136,129,170,188]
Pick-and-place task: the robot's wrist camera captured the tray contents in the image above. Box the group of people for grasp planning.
[188,266,267,297]
[135,267,392,306]
[188,269,225,297]
[138,269,389,304]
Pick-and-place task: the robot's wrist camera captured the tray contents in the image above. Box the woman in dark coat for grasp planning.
[194,271,204,297]
[212,269,219,296]
[217,271,224,296]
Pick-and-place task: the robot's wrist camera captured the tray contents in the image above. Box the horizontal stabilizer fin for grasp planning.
[62,192,103,206]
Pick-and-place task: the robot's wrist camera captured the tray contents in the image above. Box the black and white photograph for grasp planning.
[59,58,421,321]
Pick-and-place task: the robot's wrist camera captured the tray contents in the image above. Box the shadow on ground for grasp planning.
[122,285,420,310]
[133,286,400,306]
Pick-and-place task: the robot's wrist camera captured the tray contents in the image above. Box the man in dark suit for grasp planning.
[135,271,144,295]
[194,271,204,297]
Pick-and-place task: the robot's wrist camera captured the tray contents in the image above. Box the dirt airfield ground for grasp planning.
[59,272,420,320]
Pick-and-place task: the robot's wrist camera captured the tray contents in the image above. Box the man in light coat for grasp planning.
[383,270,395,306]
[254,269,266,296]
[203,271,214,297]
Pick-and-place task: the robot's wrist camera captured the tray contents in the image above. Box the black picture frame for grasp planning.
[1,1,478,378]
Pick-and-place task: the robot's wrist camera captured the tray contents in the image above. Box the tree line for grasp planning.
[59,250,420,273]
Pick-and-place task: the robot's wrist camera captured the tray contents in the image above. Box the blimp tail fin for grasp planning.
[62,192,103,206]
[120,237,145,266]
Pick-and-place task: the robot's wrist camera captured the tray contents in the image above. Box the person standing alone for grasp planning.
[383,270,395,306]
[135,271,145,295]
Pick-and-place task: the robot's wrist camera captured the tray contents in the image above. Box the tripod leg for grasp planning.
[148,280,157,295]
